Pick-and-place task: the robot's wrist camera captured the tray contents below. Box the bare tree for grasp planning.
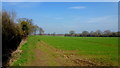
[82,31,89,36]
[69,30,75,35]
[95,30,102,36]
[39,27,44,35]
[90,31,94,36]
[103,30,111,36]
[32,25,39,35]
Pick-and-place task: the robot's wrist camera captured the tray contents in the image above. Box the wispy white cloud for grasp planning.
[87,15,118,24]
[54,17,64,20]
[87,16,110,23]
[68,15,118,32]
[69,6,86,9]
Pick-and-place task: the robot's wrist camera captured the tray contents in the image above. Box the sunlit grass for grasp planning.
[38,36,118,65]
[13,35,118,66]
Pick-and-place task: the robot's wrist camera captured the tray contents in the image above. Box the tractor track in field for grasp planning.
[23,40,98,66]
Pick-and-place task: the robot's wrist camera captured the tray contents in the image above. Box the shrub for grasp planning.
[2,10,22,66]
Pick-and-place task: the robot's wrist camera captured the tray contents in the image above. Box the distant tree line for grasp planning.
[2,10,44,66]
[65,30,120,37]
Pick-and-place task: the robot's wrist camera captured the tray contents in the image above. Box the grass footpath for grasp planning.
[12,36,39,66]
[12,35,119,66]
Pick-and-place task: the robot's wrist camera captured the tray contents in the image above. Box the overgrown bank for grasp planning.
[2,10,44,67]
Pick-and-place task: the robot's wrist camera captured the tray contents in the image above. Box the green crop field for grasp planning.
[13,36,119,66]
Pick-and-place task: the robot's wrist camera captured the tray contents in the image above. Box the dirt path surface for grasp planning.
[23,41,98,66]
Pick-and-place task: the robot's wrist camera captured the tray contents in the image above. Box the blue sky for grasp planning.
[3,2,118,34]
[3,0,119,2]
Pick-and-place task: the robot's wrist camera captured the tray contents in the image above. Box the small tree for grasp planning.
[95,30,102,37]
[39,27,44,35]
[82,31,89,36]
[32,25,39,35]
[69,30,75,35]
[103,30,111,36]
[18,18,34,37]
